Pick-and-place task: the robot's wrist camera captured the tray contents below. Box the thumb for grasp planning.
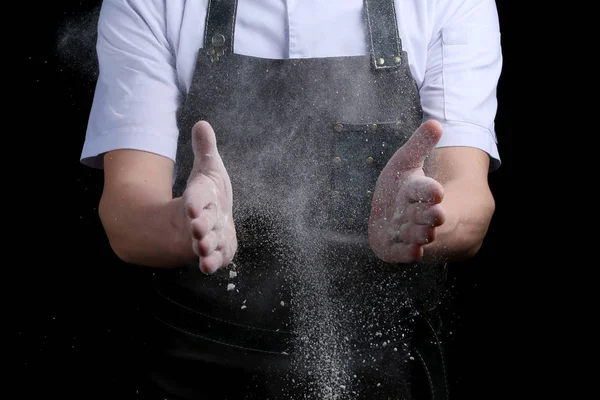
[389,120,443,171]
[191,120,223,171]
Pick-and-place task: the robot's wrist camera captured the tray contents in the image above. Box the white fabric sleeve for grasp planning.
[420,0,503,171]
[80,0,182,169]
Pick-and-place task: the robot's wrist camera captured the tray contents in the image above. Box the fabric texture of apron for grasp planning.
[147,0,450,399]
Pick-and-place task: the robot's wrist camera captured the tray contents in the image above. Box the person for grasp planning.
[80,0,502,398]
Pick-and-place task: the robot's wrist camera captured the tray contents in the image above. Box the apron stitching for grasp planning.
[389,0,402,56]
[363,0,377,69]
[415,347,436,400]
[155,316,291,356]
[203,0,213,47]
[230,0,238,51]
[417,310,449,399]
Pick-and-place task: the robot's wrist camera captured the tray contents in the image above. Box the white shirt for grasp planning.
[80,0,503,171]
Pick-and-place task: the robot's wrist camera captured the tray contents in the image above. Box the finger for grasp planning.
[196,231,218,257]
[191,120,226,172]
[402,175,444,204]
[395,223,436,245]
[200,250,224,274]
[396,203,445,226]
[389,120,442,171]
[420,204,445,227]
[190,211,216,239]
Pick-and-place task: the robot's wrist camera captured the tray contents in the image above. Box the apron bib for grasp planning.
[149,1,449,398]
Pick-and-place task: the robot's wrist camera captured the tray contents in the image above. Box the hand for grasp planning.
[183,121,237,273]
[368,120,446,264]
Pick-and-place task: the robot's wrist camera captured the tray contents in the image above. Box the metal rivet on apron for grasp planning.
[333,123,344,133]
[333,156,342,164]
[366,156,374,164]
[377,58,385,66]
[369,124,378,132]
[212,34,226,47]
[393,56,401,64]
[366,190,373,197]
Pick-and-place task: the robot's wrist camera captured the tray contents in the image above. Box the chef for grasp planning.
[80,0,502,398]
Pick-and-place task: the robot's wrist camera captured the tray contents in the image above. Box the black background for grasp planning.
[18,1,514,398]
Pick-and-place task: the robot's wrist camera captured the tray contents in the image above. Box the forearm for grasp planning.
[419,145,496,264]
[98,182,197,268]
[421,179,495,264]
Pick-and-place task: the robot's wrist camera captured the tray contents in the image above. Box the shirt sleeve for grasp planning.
[420,0,503,171]
[80,0,182,169]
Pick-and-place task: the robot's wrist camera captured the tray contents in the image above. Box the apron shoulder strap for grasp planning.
[203,0,404,70]
[364,0,404,70]
[203,0,238,62]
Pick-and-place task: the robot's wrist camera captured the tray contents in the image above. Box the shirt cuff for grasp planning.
[80,127,179,169]
[436,120,501,172]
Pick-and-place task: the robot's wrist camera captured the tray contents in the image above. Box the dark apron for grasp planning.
[147,0,449,399]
